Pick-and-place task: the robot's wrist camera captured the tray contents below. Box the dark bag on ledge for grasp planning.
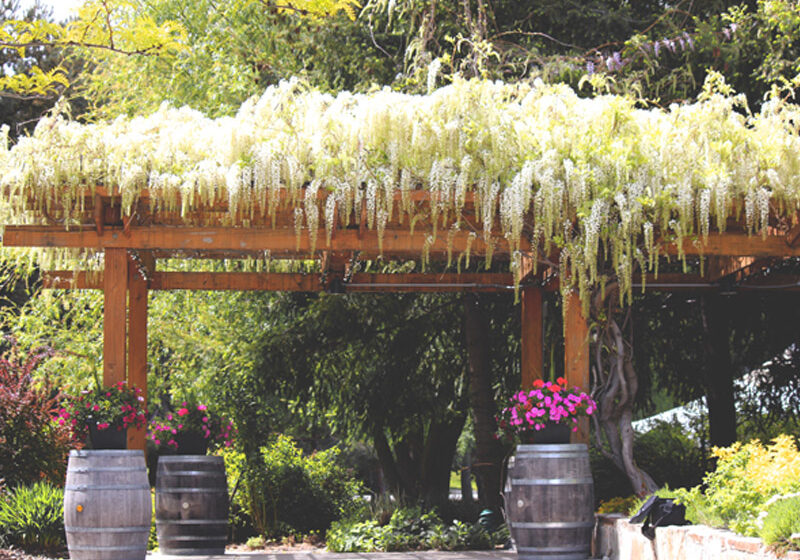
[630,495,687,540]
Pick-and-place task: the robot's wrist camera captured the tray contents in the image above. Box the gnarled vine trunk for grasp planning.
[590,286,657,497]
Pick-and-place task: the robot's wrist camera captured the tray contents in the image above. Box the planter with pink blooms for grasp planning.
[58,381,148,450]
[148,401,235,455]
[496,377,596,445]
[497,378,597,560]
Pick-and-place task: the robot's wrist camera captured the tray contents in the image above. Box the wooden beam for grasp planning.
[152,271,322,292]
[520,286,543,389]
[706,256,756,282]
[661,233,800,258]
[348,273,514,292]
[127,254,148,451]
[103,249,128,387]
[12,226,800,260]
[3,225,523,257]
[564,290,590,444]
[43,271,515,293]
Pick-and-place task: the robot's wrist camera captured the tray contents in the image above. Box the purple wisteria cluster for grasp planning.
[495,377,596,443]
[586,23,739,74]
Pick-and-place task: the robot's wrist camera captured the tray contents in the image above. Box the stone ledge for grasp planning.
[594,513,800,560]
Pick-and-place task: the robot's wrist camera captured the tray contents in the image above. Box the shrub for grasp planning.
[0,346,72,486]
[231,435,364,538]
[673,435,800,537]
[0,481,65,553]
[758,495,800,547]
[597,495,639,514]
[326,506,506,552]
[591,420,706,504]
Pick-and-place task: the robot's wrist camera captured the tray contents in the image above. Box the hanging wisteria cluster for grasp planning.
[586,23,738,74]
[2,76,800,309]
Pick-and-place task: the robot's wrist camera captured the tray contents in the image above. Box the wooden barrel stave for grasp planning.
[64,450,152,560]
[155,455,228,556]
[506,444,594,560]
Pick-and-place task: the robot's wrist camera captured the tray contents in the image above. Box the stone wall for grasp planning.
[594,514,800,560]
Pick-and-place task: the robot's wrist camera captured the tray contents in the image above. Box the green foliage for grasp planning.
[669,436,800,537]
[597,495,639,515]
[228,435,364,538]
[326,506,506,552]
[758,495,800,547]
[0,482,65,553]
[591,420,706,503]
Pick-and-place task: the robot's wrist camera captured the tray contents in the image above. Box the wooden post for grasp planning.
[564,291,591,444]
[103,249,128,386]
[127,254,149,451]
[521,286,543,389]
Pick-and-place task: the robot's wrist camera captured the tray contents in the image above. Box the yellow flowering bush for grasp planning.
[674,435,800,537]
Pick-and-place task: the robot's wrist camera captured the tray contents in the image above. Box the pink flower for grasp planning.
[197,404,208,411]
[202,416,209,423]
[177,408,189,417]
[97,422,110,430]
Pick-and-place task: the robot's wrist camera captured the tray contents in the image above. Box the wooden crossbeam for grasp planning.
[8,226,800,260]
[3,225,520,257]
[42,271,516,293]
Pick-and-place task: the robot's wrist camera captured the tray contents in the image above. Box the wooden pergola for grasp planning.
[4,186,800,450]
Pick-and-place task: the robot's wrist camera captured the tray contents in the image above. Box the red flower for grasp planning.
[533,379,544,388]
[557,376,567,386]
[177,408,189,417]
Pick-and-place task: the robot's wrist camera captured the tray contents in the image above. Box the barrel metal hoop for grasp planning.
[156,519,228,525]
[518,545,591,553]
[512,477,594,486]
[515,453,586,459]
[512,521,595,529]
[67,545,148,552]
[65,484,150,491]
[156,487,226,493]
[66,526,150,533]
[69,467,147,473]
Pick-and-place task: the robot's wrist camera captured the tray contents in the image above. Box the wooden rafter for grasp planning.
[9,226,800,261]
[3,225,519,257]
[42,271,516,293]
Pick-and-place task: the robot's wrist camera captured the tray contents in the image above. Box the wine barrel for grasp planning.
[155,455,228,555]
[64,450,151,560]
[506,444,595,560]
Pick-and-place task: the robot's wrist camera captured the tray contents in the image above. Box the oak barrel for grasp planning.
[64,450,151,560]
[155,455,228,555]
[506,444,594,560]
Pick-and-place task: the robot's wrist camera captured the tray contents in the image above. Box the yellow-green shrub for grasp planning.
[674,435,800,537]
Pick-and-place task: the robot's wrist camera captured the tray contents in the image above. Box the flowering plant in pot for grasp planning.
[58,381,148,449]
[496,377,596,444]
[147,401,235,455]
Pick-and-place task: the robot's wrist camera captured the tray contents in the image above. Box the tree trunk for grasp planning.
[373,427,406,498]
[463,294,505,511]
[421,413,467,509]
[591,288,658,497]
[701,295,738,448]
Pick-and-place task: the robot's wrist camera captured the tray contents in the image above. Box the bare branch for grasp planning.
[0,40,167,56]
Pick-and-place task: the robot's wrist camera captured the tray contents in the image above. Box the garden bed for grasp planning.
[595,514,800,560]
